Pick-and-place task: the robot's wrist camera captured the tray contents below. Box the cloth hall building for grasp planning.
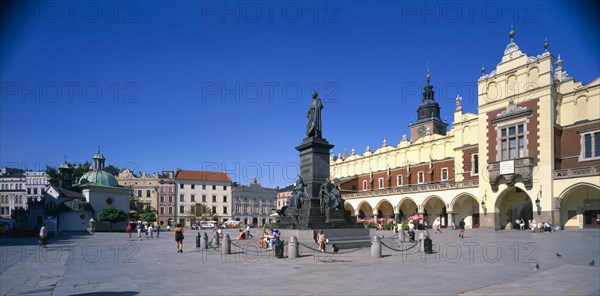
[331,29,600,230]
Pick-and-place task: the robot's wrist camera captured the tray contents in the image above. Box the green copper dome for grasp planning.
[79,170,119,187]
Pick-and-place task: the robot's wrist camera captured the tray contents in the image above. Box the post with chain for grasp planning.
[371,235,381,258]
[200,232,208,249]
[222,234,231,256]
[289,236,299,259]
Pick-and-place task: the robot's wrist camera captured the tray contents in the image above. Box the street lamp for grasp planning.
[535,186,541,215]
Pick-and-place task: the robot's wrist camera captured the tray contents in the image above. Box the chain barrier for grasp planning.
[230,241,276,254]
[297,241,370,255]
[380,240,419,252]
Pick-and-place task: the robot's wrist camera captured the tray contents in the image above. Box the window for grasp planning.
[212,206,217,214]
[146,190,150,197]
[138,190,142,197]
[160,196,164,203]
[202,185,206,190]
[223,206,228,214]
[500,124,525,160]
[180,195,185,202]
[160,207,164,214]
[191,194,195,202]
[417,172,425,184]
[580,131,600,161]
[471,154,479,176]
[244,205,249,213]
[441,168,449,181]
[202,195,206,202]
[223,196,227,203]
[212,195,217,203]
[378,178,384,189]
[223,185,227,190]
[236,205,241,213]
[362,180,368,191]
[160,187,164,193]
[168,206,173,214]
[397,175,403,187]
[179,206,184,213]
[27,188,31,194]
[169,196,173,202]
[212,185,216,190]
[179,184,184,189]
[191,184,195,189]
[169,187,173,193]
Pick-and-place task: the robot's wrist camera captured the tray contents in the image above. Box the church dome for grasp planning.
[79,170,119,187]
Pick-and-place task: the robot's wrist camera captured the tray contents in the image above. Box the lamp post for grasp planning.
[535,186,542,215]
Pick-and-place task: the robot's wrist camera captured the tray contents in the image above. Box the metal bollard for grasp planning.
[371,235,381,258]
[200,232,208,249]
[398,230,405,242]
[222,234,231,256]
[196,232,201,248]
[288,236,299,259]
[418,231,429,252]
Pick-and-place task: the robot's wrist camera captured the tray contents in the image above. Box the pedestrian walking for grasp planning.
[156,225,160,238]
[136,222,142,238]
[175,223,184,253]
[246,224,253,238]
[126,223,132,238]
[148,224,154,239]
[39,223,48,248]
[459,219,465,238]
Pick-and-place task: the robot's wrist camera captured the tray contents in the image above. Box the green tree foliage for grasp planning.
[104,165,120,176]
[45,162,92,186]
[97,207,128,231]
[140,212,156,223]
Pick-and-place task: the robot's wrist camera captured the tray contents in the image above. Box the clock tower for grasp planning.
[409,68,448,141]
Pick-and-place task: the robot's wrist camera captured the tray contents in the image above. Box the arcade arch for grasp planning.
[451,193,480,229]
[495,187,532,230]
[558,183,600,229]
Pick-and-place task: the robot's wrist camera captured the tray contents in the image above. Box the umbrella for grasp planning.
[409,214,424,221]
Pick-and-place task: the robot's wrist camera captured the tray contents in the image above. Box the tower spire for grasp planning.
[509,24,515,42]
[426,63,431,85]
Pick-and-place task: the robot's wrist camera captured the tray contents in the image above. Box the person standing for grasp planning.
[136,222,142,238]
[39,223,48,248]
[317,230,326,252]
[126,223,132,238]
[175,223,184,253]
[246,224,253,238]
[459,219,465,238]
[156,225,160,238]
[148,224,154,239]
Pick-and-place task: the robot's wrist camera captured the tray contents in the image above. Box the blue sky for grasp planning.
[1,0,599,187]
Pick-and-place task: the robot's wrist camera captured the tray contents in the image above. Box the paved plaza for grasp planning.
[1,228,598,295]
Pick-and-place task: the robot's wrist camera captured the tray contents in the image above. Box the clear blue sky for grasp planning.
[1,0,599,188]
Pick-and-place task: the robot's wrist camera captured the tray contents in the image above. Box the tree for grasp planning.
[46,162,92,186]
[97,207,128,232]
[104,164,120,176]
[140,212,156,223]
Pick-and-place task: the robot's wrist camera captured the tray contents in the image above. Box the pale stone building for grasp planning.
[231,178,278,227]
[331,28,600,230]
[117,169,159,213]
[25,171,49,203]
[0,173,26,218]
[174,170,232,226]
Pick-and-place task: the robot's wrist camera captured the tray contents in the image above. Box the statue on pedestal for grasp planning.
[287,176,308,210]
[320,178,344,212]
[306,91,323,138]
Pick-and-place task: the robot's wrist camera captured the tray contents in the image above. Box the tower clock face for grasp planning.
[417,125,427,136]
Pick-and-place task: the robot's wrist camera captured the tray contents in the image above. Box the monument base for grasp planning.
[279,228,371,250]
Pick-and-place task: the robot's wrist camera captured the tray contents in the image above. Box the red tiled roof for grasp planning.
[175,170,231,182]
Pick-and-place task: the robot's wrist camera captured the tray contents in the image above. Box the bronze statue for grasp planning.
[306,91,323,138]
[320,178,343,211]
[329,185,343,210]
[287,176,308,210]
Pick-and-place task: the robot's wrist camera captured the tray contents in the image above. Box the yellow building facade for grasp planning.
[331,29,600,230]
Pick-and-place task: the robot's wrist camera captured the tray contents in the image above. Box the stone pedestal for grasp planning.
[273,136,360,230]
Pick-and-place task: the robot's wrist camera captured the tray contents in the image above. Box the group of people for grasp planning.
[127,222,161,239]
[258,229,281,249]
